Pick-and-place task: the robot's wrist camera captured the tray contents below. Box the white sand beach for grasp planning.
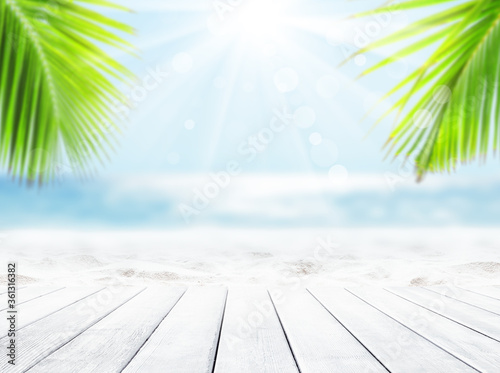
[1,227,499,288]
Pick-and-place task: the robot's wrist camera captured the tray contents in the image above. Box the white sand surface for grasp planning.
[1,227,499,288]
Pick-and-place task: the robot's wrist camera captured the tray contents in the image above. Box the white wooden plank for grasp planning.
[462,286,500,301]
[29,287,186,373]
[122,286,227,373]
[388,287,500,342]
[0,286,63,311]
[426,286,500,315]
[0,286,26,295]
[269,289,386,373]
[349,287,500,372]
[0,286,143,373]
[214,287,299,373]
[0,286,103,338]
[310,288,475,372]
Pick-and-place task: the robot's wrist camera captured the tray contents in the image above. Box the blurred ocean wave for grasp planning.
[1,174,499,228]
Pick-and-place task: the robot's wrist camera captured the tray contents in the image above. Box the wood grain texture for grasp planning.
[0,286,63,311]
[310,287,475,372]
[0,286,103,338]
[4,286,500,372]
[349,287,500,372]
[0,286,143,373]
[269,289,387,373]
[388,287,500,341]
[214,287,299,373]
[426,286,500,315]
[29,287,186,373]
[122,286,227,373]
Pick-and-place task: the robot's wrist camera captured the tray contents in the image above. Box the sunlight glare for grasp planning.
[233,0,288,44]
[237,0,285,41]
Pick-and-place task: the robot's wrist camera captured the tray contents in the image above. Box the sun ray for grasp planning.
[110,0,411,177]
[204,43,247,169]
[122,0,210,13]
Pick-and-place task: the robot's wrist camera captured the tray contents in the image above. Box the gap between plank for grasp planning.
[0,287,65,312]
[119,288,187,373]
[456,286,500,302]
[423,287,500,316]
[0,287,106,339]
[0,285,26,296]
[211,288,229,373]
[24,287,147,372]
[306,289,391,373]
[384,288,500,343]
[267,290,302,373]
[345,289,481,373]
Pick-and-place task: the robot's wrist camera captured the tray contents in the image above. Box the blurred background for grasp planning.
[1,0,499,230]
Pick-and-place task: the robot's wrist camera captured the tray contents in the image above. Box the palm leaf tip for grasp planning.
[352,0,500,180]
[0,0,135,184]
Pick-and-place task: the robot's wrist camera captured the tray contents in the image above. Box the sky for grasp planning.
[107,0,426,175]
[1,0,499,229]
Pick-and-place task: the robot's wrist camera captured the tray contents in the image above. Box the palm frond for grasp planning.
[0,0,134,184]
[353,0,500,180]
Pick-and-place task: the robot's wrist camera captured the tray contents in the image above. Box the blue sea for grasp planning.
[1,173,499,229]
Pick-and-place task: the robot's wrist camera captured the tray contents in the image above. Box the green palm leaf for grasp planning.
[0,0,134,184]
[353,0,500,180]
